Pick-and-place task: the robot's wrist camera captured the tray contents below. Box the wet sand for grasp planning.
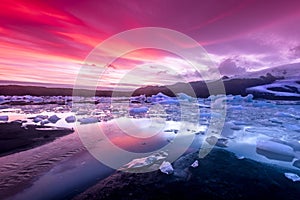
[0,121,74,157]
[74,149,300,200]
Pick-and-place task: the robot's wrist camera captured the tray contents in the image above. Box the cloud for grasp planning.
[218,58,246,76]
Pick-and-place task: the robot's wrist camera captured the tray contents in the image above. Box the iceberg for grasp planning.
[190,160,199,168]
[33,117,43,123]
[121,151,168,172]
[78,117,99,124]
[256,140,295,159]
[176,93,195,102]
[48,115,61,123]
[0,115,8,121]
[65,115,76,123]
[206,136,228,147]
[284,173,300,182]
[129,107,148,114]
[159,161,174,175]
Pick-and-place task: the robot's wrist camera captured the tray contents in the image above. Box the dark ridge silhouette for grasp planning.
[0,74,282,99]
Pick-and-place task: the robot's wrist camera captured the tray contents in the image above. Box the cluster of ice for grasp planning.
[129,107,148,115]
[176,93,195,102]
[147,92,172,103]
[121,151,168,172]
[130,94,146,103]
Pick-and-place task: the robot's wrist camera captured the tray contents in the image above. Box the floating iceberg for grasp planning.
[206,136,228,147]
[159,161,174,175]
[190,160,199,168]
[48,115,61,123]
[33,117,43,123]
[176,93,195,102]
[0,115,8,121]
[256,140,295,159]
[78,117,98,124]
[121,151,168,172]
[65,115,76,123]
[129,107,148,114]
[284,173,300,182]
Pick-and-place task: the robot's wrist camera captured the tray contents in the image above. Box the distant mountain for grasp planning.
[1,63,299,100]
[245,62,300,79]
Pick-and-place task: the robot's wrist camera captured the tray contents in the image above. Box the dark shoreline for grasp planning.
[73,149,300,200]
[0,122,74,157]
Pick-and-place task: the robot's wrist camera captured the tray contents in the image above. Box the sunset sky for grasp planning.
[1,0,300,89]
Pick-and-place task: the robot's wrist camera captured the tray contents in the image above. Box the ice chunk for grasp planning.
[121,151,168,171]
[256,140,295,158]
[190,160,199,168]
[32,96,43,103]
[129,107,148,114]
[65,115,76,123]
[40,120,49,126]
[78,117,98,124]
[243,94,253,102]
[156,99,179,105]
[233,121,252,126]
[293,160,300,169]
[284,173,300,182]
[206,136,228,147]
[33,117,43,123]
[176,93,194,102]
[148,92,172,103]
[0,115,8,121]
[159,161,174,175]
[48,115,60,123]
[36,115,48,119]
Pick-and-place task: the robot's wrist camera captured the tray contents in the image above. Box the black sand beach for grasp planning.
[0,122,74,156]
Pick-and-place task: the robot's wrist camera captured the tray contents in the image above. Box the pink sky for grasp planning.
[1,0,300,88]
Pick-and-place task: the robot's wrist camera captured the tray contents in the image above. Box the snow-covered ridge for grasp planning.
[246,79,300,99]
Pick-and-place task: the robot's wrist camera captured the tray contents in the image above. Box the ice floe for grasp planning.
[78,117,98,124]
[129,107,148,114]
[48,115,60,123]
[284,173,300,182]
[65,115,76,123]
[206,136,228,147]
[0,115,8,121]
[256,140,295,160]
